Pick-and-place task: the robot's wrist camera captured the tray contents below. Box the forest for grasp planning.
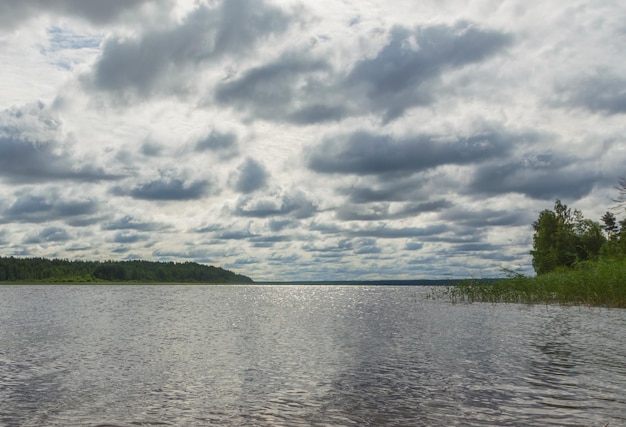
[0,257,253,283]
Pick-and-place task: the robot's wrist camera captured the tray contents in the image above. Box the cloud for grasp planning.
[121,176,211,201]
[24,226,72,244]
[342,22,514,121]
[0,104,122,184]
[2,193,98,224]
[234,191,317,218]
[194,130,238,158]
[440,207,532,228]
[101,215,169,231]
[468,156,600,200]
[215,52,337,123]
[308,130,514,176]
[111,231,148,244]
[82,0,295,99]
[232,158,269,194]
[336,200,452,221]
[215,21,512,123]
[555,72,626,115]
[0,0,165,29]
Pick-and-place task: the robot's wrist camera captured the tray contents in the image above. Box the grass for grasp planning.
[444,258,626,308]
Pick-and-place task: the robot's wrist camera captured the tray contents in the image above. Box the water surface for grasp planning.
[0,285,624,426]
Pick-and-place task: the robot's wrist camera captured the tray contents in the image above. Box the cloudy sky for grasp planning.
[1,0,625,281]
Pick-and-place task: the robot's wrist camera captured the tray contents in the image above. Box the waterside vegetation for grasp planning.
[446,258,626,308]
[0,257,253,284]
[448,182,626,308]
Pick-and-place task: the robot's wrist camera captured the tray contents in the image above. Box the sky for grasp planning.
[0,0,625,281]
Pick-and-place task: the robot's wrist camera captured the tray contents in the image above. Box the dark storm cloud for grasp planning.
[555,73,626,115]
[308,131,513,176]
[233,158,269,194]
[0,104,122,184]
[114,175,210,201]
[2,194,98,224]
[24,226,72,244]
[84,0,294,98]
[214,21,512,123]
[234,191,316,218]
[469,157,600,200]
[0,0,162,29]
[102,215,169,231]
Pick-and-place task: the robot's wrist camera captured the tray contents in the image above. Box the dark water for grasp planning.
[0,285,624,426]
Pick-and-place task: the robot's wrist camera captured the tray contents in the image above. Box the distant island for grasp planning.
[0,256,253,283]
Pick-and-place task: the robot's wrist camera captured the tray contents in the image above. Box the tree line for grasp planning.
[0,257,253,283]
[531,179,626,274]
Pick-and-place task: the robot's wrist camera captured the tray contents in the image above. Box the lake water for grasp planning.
[0,285,624,426]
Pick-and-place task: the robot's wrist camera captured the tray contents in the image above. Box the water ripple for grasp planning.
[0,285,624,426]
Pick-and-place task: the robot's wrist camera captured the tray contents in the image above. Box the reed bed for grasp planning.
[445,258,626,308]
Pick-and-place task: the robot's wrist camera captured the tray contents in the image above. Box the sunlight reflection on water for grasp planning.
[0,285,624,426]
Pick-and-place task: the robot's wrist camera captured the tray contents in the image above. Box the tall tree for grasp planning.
[601,211,618,240]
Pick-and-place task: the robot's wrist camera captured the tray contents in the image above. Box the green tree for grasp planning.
[601,211,618,240]
[531,199,606,274]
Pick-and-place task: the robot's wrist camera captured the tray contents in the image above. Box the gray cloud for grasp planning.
[343,22,514,121]
[0,104,122,184]
[215,52,335,122]
[2,194,98,224]
[24,226,72,244]
[469,157,600,200]
[215,21,512,123]
[83,0,294,99]
[0,0,163,29]
[555,73,626,115]
[313,222,450,240]
[194,130,238,158]
[115,176,211,201]
[131,179,209,201]
[235,191,317,218]
[140,142,163,157]
[268,219,298,232]
[233,158,269,194]
[308,130,513,176]
[440,207,533,228]
[111,231,148,244]
[102,215,169,231]
[336,200,452,221]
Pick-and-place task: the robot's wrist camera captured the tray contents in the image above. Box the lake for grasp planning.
[0,285,624,426]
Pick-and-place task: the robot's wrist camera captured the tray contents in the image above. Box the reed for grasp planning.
[445,258,626,308]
